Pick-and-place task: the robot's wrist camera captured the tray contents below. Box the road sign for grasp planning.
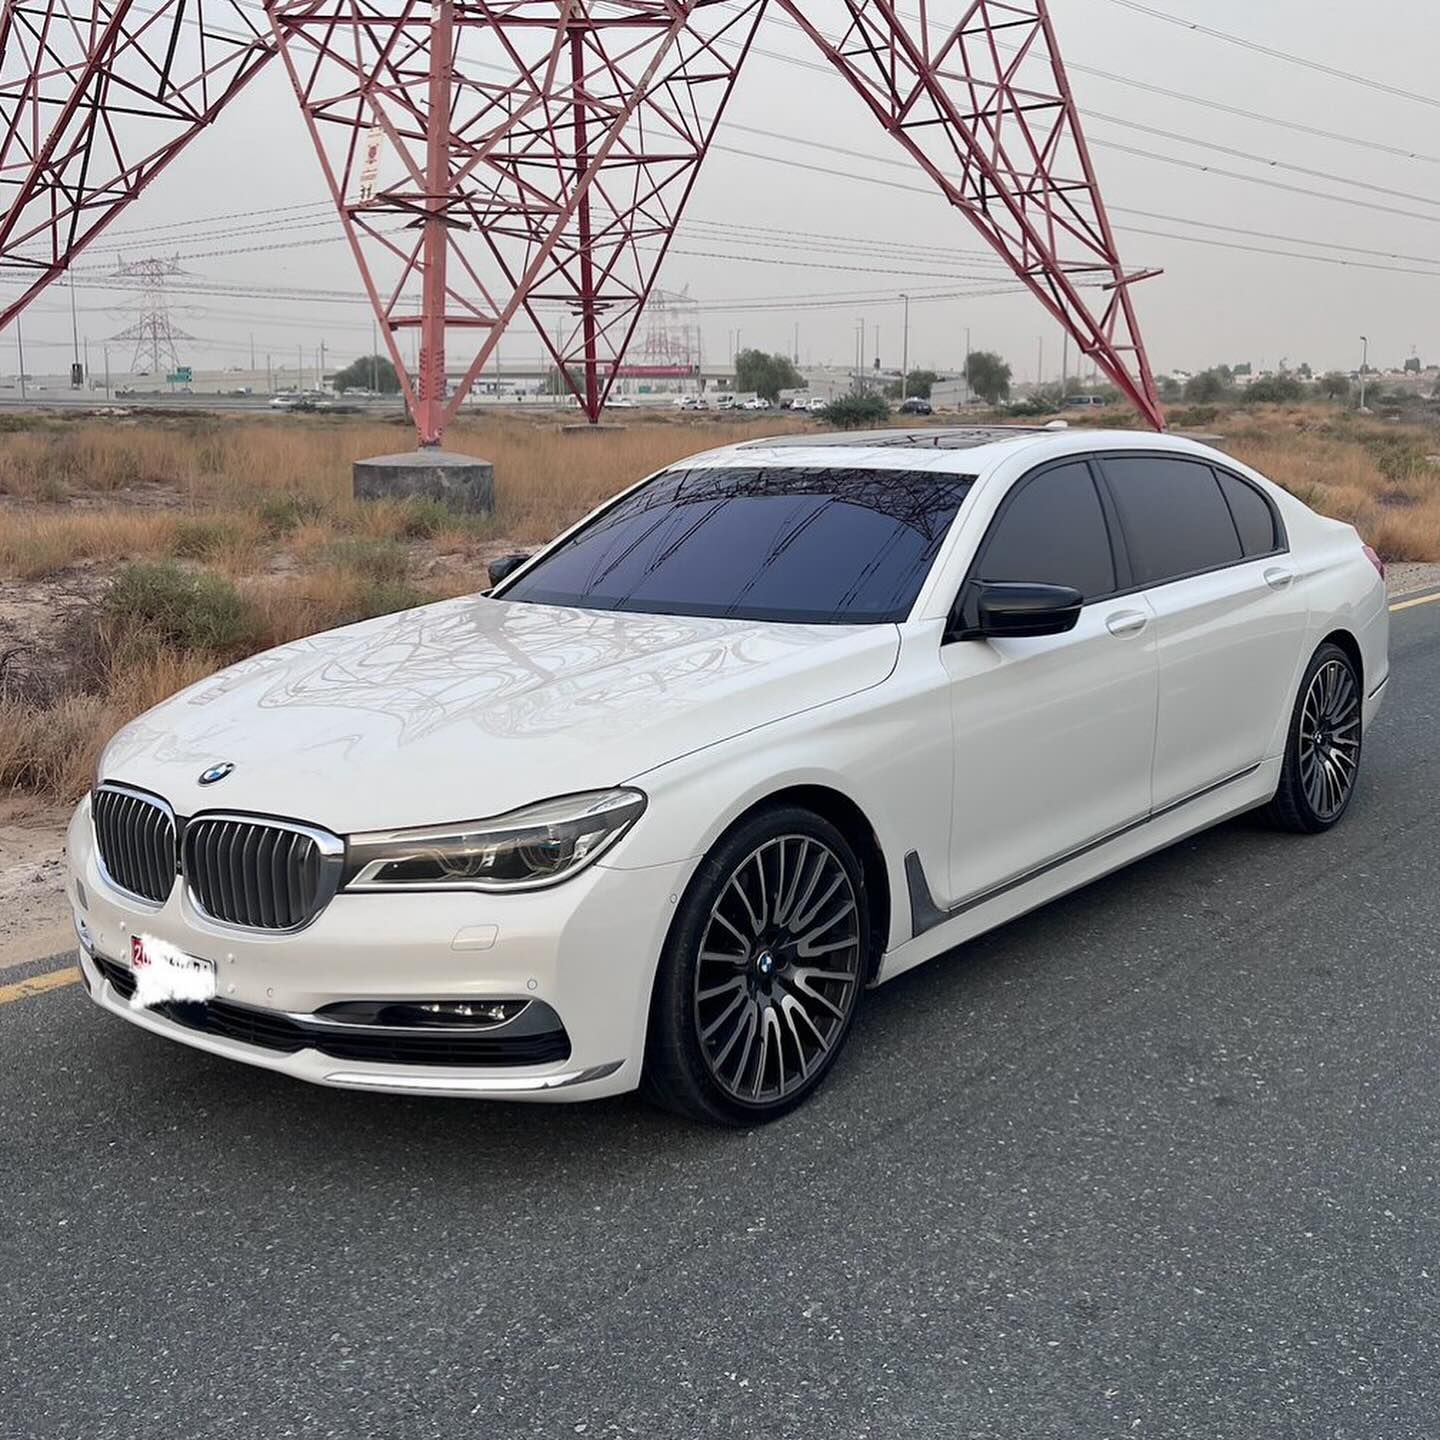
[166,366,192,384]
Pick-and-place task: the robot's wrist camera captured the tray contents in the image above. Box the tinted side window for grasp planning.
[1103,457,1243,585]
[1216,469,1280,556]
[976,462,1116,600]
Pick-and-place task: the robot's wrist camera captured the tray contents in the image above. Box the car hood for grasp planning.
[100,596,899,832]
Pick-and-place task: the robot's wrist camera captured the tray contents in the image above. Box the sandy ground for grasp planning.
[4,561,1440,968]
[0,799,72,967]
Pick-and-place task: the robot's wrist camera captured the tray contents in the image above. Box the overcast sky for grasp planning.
[7,0,1440,385]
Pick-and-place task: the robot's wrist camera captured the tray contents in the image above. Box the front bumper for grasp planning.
[68,798,694,1101]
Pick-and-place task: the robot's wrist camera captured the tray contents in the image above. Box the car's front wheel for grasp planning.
[644,807,870,1125]
[1265,640,1364,833]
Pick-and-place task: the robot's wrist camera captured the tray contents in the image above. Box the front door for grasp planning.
[939,459,1159,907]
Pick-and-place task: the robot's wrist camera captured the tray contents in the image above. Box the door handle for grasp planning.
[1263,566,1296,591]
[1106,610,1148,637]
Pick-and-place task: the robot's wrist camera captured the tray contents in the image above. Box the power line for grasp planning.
[715,46,1440,224]
[1098,0,1440,111]
[707,122,1440,269]
[706,145,1440,281]
[1084,110,1440,211]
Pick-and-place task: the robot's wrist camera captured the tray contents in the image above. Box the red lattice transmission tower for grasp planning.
[0,0,1164,442]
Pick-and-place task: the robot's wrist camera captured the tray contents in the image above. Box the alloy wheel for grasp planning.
[693,835,862,1106]
[1299,658,1361,821]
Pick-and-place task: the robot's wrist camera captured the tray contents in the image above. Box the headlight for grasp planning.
[343,788,646,893]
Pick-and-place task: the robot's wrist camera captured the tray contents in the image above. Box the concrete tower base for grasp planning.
[353,449,495,515]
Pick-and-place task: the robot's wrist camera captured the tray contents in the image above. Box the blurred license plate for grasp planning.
[129,934,217,1010]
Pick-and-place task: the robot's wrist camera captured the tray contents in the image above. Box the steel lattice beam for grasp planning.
[0,0,277,329]
[0,0,1164,440]
[264,0,767,441]
[771,0,1163,429]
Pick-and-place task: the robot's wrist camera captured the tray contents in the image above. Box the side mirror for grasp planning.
[948,580,1084,641]
[487,552,532,588]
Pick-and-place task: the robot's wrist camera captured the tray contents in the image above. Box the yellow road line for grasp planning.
[0,966,80,1006]
[1390,590,1440,613]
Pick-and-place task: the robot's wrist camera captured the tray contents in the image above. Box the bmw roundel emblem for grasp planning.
[198,761,235,786]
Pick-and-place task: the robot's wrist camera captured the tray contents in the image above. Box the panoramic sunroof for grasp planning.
[737,427,1047,451]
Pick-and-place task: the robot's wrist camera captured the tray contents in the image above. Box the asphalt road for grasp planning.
[4,601,1440,1439]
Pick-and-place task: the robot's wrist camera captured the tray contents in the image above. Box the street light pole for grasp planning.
[69,270,81,384]
[900,293,910,401]
[855,318,864,395]
[1359,335,1369,410]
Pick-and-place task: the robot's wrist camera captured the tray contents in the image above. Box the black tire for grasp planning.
[1263,641,1364,833]
[643,806,871,1126]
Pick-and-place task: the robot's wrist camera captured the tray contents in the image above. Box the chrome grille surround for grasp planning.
[182,813,345,933]
[92,783,177,907]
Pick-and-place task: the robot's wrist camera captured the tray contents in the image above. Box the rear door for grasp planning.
[1097,453,1308,810]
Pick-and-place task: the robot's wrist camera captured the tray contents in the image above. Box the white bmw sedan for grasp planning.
[68,426,1390,1124]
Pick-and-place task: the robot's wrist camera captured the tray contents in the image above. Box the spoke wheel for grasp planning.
[645,806,871,1125]
[1297,658,1361,821]
[1265,642,1364,834]
[693,836,862,1107]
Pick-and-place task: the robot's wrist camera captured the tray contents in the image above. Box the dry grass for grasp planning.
[1,403,1436,804]
[0,651,215,800]
[1220,406,1440,562]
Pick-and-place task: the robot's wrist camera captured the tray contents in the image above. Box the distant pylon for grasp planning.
[635,288,704,373]
[107,257,192,374]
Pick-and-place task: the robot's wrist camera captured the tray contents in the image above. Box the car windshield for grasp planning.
[500,465,973,624]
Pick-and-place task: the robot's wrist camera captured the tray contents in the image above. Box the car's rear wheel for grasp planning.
[644,807,870,1125]
[1264,641,1363,833]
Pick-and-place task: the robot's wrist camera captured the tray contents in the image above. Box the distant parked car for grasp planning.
[899,397,934,416]
[743,397,771,411]
[806,397,830,413]
[1063,395,1110,409]
[607,396,636,410]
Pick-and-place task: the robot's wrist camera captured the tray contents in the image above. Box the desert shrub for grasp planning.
[395,496,454,538]
[322,536,412,583]
[259,492,329,534]
[819,394,891,429]
[102,561,257,659]
[170,517,244,560]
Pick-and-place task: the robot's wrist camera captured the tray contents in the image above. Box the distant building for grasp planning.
[931,378,982,411]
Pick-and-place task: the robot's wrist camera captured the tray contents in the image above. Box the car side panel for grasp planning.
[612,622,954,956]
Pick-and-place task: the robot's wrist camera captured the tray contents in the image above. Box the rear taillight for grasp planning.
[1363,543,1386,580]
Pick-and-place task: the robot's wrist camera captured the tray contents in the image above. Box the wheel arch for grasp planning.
[688,784,893,984]
[1318,627,1363,688]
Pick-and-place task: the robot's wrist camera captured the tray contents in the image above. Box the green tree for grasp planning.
[332,354,402,394]
[735,349,803,402]
[1242,375,1304,404]
[884,370,939,401]
[965,350,1011,405]
[1318,372,1352,401]
[545,365,583,396]
[819,393,891,429]
[1156,374,1182,402]
[1183,369,1232,403]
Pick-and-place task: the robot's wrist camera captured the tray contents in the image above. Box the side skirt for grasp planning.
[881,760,1277,985]
[906,763,1263,938]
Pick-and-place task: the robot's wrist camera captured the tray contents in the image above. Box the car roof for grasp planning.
[681,425,1227,476]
